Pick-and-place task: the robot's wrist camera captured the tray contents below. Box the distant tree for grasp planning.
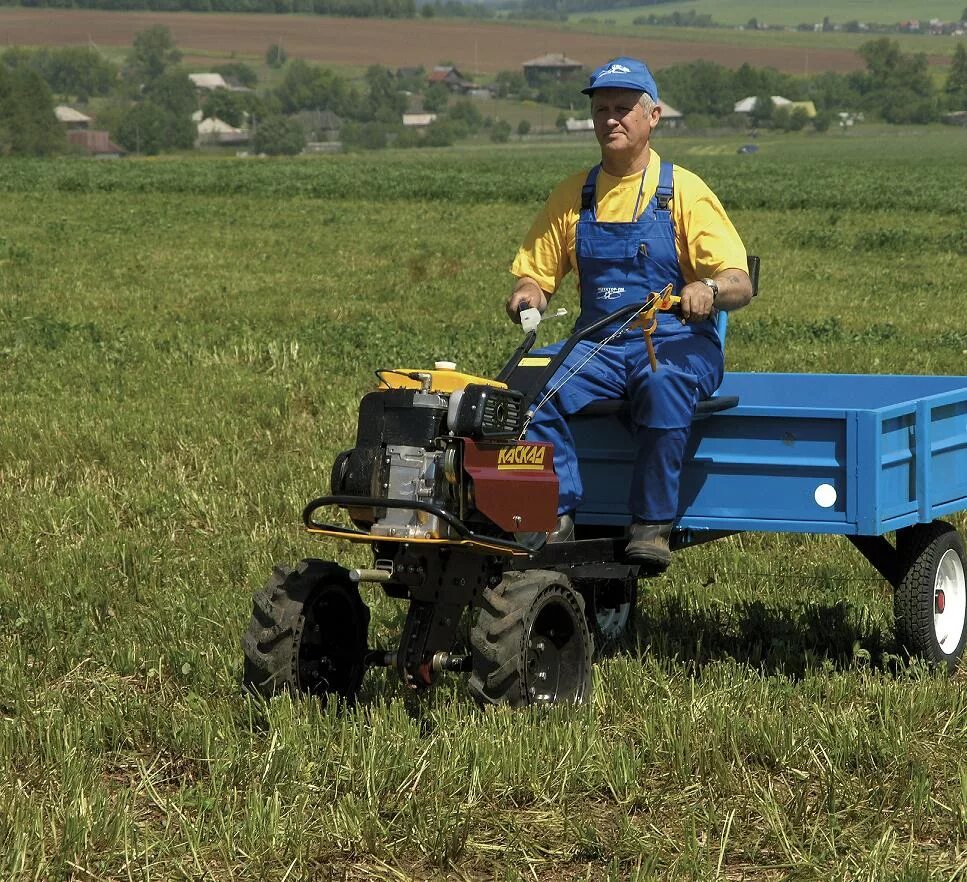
[447,98,482,131]
[2,46,117,102]
[944,43,967,109]
[749,94,774,126]
[494,70,527,99]
[364,64,406,123]
[252,115,305,155]
[341,120,389,150]
[555,111,568,131]
[266,44,288,69]
[115,102,169,155]
[856,38,937,123]
[780,107,799,130]
[202,89,247,127]
[127,25,181,85]
[517,119,531,137]
[806,70,861,113]
[0,66,64,156]
[534,72,585,108]
[203,90,265,128]
[490,119,511,142]
[42,47,117,101]
[274,59,353,116]
[143,69,196,118]
[213,61,258,89]
[422,118,457,147]
[422,81,449,113]
[812,110,833,132]
[659,59,734,117]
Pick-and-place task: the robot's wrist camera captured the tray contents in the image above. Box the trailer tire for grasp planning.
[894,521,967,671]
[574,576,638,659]
[242,559,370,704]
[469,570,593,707]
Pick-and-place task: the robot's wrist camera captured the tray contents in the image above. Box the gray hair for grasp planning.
[638,94,656,114]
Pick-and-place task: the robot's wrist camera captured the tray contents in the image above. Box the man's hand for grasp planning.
[680,270,753,321]
[678,280,715,323]
[506,278,549,323]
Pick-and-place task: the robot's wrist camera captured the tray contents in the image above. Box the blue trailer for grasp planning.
[243,292,967,708]
[570,370,967,671]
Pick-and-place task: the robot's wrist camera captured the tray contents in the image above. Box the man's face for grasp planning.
[590,88,659,159]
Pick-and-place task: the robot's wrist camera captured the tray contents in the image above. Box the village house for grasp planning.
[427,66,474,94]
[522,53,584,87]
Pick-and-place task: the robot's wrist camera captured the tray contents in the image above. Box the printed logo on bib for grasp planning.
[596,286,625,300]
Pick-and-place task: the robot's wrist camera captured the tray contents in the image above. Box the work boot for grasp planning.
[547,512,575,544]
[624,522,672,570]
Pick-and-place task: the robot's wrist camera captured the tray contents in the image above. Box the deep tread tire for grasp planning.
[242,559,371,704]
[469,570,593,707]
[575,577,638,659]
[894,521,967,671]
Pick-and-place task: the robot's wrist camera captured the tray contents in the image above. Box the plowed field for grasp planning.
[0,8,869,74]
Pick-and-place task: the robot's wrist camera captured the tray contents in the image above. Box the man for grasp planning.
[507,56,753,569]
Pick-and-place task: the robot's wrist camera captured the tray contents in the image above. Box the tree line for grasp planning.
[2,26,966,157]
[659,40,967,128]
[0,0,418,17]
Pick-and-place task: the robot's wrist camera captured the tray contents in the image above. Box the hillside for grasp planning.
[0,8,880,75]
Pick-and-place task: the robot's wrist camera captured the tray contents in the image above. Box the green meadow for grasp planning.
[1,126,967,880]
[572,0,966,28]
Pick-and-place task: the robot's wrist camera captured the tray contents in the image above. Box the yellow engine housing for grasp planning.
[376,368,507,395]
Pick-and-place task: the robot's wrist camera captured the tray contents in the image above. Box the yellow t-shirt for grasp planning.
[511,148,747,295]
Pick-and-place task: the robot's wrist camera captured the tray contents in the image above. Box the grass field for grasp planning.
[578,0,967,28]
[2,127,967,880]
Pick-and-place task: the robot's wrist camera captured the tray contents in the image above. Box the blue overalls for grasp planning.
[525,162,725,523]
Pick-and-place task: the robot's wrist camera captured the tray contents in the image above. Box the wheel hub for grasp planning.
[933,549,966,655]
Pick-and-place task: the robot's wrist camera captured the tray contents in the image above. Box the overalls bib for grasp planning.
[525,162,725,521]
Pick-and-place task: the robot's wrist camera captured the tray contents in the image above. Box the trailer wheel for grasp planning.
[242,559,370,704]
[894,521,967,671]
[469,570,593,707]
[575,576,638,658]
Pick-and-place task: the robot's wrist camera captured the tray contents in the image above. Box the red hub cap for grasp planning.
[935,590,946,614]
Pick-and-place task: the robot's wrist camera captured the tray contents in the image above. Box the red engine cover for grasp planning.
[460,439,559,533]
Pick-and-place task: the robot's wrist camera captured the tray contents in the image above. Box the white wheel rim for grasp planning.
[934,549,967,655]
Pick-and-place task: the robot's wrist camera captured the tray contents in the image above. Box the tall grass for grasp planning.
[1,129,966,880]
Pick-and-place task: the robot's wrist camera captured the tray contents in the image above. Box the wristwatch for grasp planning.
[700,277,719,302]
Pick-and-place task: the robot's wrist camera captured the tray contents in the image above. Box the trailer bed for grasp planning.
[573,373,967,536]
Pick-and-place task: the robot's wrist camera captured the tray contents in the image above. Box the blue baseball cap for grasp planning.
[582,57,659,102]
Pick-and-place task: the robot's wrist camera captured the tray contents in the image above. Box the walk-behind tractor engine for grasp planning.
[243,300,667,707]
[329,373,557,544]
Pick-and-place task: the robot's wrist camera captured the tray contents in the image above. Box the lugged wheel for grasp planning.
[575,576,638,659]
[242,559,371,704]
[469,570,593,707]
[894,521,967,672]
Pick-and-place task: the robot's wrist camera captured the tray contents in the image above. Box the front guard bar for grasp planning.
[303,495,534,556]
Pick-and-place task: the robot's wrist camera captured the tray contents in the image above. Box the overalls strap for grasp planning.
[580,165,601,219]
[654,161,674,214]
